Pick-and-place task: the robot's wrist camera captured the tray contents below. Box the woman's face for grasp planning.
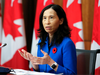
[42,8,62,35]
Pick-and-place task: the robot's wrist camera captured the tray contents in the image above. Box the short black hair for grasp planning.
[38,4,71,48]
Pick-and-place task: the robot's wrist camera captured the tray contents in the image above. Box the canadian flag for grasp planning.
[1,0,29,69]
[30,0,54,69]
[91,0,100,74]
[63,0,84,49]
[0,0,2,65]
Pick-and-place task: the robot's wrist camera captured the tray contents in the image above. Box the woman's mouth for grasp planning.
[45,26,51,30]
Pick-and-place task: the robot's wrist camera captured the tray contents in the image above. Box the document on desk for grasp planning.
[10,69,63,75]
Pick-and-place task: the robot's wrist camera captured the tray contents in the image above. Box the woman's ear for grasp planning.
[60,18,64,25]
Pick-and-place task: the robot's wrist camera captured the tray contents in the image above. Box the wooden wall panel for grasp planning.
[54,0,63,7]
[82,0,95,50]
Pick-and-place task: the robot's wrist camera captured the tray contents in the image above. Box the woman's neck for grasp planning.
[49,34,53,44]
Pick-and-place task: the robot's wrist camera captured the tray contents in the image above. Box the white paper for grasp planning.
[10,69,63,75]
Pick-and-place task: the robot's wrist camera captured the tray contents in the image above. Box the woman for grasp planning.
[18,4,77,74]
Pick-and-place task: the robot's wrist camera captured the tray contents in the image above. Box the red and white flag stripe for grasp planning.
[91,0,100,74]
[1,0,29,69]
[0,0,2,44]
[0,0,2,65]
[63,0,84,49]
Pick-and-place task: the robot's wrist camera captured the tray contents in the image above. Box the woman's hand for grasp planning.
[18,49,58,71]
[18,49,39,70]
[30,50,58,71]
[18,49,32,60]
[30,50,55,66]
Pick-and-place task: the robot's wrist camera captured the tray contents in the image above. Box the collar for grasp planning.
[45,36,52,47]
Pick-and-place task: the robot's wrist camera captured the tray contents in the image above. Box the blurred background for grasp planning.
[1,0,100,74]
[1,0,95,52]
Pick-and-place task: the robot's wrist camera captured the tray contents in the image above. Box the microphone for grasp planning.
[0,43,7,48]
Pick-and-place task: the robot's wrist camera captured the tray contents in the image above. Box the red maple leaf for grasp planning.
[3,0,23,40]
[71,26,83,44]
[63,0,83,44]
[4,21,22,40]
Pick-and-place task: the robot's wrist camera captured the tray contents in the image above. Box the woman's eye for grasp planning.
[50,16,53,19]
[43,17,46,19]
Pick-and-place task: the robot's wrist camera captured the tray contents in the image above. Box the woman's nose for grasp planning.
[45,18,50,24]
